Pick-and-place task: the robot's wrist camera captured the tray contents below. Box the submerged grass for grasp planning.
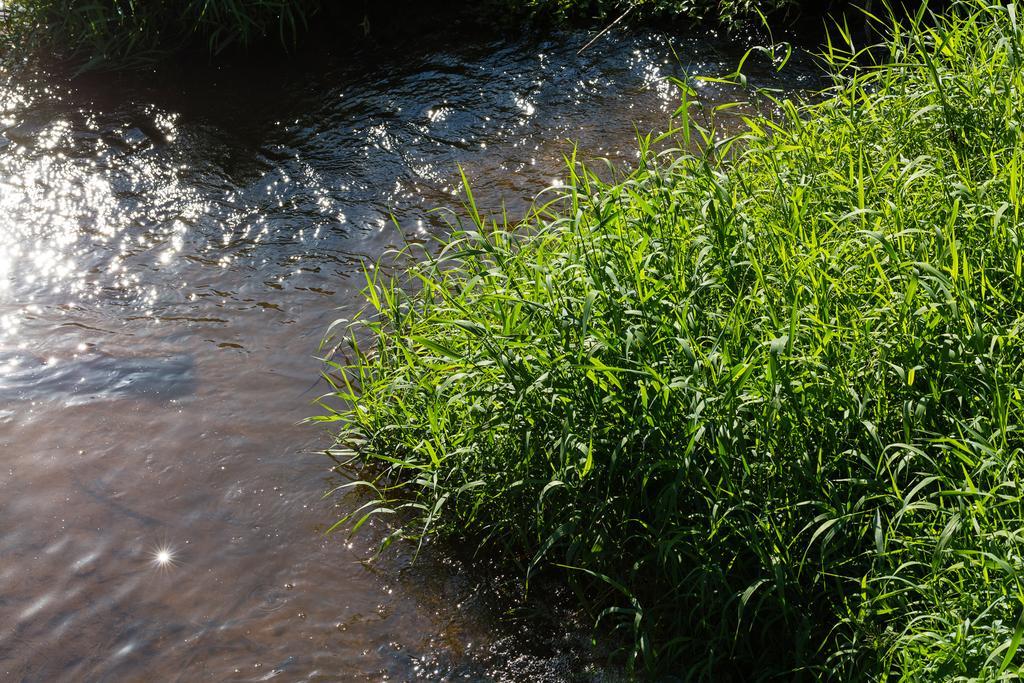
[316,1,1024,678]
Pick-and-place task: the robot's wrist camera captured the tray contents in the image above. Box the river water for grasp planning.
[0,30,816,681]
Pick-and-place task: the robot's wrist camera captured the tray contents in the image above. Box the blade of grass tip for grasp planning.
[576,1,637,56]
[997,602,1024,674]
[458,165,483,230]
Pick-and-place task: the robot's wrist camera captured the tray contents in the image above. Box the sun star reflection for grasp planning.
[150,544,178,571]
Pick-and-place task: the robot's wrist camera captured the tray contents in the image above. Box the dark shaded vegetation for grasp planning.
[316,2,1024,678]
[1,0,822,68]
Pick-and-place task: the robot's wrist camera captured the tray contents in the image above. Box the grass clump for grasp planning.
[317,1,1024,678]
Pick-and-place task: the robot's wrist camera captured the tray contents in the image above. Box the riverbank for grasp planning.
[321,1,1024,677]
[2,0,824,69]
[0,26,783,679]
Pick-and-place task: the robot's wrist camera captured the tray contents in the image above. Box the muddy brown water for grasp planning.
[0,31,818,681]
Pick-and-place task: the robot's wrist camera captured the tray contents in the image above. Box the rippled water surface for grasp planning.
[0,30,817,680]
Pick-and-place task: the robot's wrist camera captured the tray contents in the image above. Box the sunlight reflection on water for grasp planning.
[0,30,818,680]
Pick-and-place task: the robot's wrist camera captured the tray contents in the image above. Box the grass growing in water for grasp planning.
[317,1,1024,677]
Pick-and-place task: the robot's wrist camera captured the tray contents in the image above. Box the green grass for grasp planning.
[316,1,1024,678]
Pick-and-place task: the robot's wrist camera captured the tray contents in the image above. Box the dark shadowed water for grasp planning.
[0,30,818,681]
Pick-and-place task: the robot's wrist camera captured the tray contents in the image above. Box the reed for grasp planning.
[317,1,1024,677]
